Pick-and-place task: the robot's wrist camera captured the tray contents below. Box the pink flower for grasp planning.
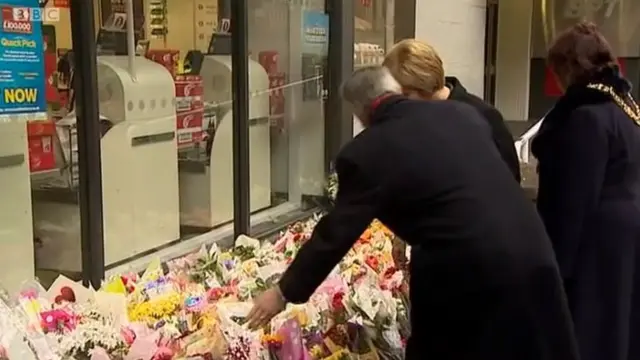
[121,327,136,345]
[40,309,76,333]
[20,289,37,299]
[151,346,173,360]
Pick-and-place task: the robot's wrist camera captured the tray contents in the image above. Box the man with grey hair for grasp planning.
[247,65,578,359]
[340,65,402,126]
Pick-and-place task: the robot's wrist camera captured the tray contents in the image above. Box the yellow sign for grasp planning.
[4,88,38,104]
[1,37,36,48]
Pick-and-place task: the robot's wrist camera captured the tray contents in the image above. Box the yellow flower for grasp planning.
[325,349,349,360]
[309,345,324,358]
[127,292,183,323]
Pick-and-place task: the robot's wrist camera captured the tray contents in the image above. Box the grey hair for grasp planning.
[340,65,402,115]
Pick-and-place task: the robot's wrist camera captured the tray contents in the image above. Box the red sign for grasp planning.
[269,73,286,118]
[53,0,70,7]
[258,51,279,74]
[543,58,627,97]
[1,7,32,33]
[44,52,57,102]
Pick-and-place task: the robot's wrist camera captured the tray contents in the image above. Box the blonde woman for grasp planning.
[383,39,520,182]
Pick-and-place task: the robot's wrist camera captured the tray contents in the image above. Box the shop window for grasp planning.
[247,0,329,227]
[353,0,394,134]
[354,0,394,68]
[30,0,241,271]
[0,1,101,290]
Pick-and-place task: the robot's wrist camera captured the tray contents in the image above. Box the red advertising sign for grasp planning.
[269,72,286,117]
[544,58,627,97]
[53,0,70,7]
[1,6,33,34]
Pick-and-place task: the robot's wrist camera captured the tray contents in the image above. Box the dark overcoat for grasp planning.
[446,76,522,182]
[532,68,640,360]
[279,96,579,359]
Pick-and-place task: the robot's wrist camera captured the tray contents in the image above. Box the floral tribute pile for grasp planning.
[0,217,410,360]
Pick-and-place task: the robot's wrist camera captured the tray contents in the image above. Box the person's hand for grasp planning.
[246,286,287,330]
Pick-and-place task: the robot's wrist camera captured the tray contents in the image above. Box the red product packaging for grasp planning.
[175,75,204,113]
[269,72,286,117]
[27,120,56,173]
[258,51,279,74]
[177,130,205,147]
[146,49,180,76]
[175,75,204,97]
[176,111,204,130]
[174,75,205,147]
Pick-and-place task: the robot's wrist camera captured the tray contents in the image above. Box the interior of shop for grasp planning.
[0,0,336,291]
[0,0,398,292]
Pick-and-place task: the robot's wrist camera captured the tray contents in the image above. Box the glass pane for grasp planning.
[354,0,394,68]
[529,0,640,118]
[11,2,100,288]
[91,0,234,265]
[531,0,640,57]
[247,0,328,229]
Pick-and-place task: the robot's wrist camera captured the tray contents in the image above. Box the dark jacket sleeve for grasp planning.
[480,107,522,183]
[278,154,381,304]
[536,108,608,280]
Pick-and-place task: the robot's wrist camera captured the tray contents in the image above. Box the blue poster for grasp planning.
[0,0,46,115]
[301,10,328,55]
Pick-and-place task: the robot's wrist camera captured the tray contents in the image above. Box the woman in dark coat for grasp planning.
[532,21,640,360]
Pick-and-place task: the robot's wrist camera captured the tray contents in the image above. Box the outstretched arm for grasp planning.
[278,155,382,303]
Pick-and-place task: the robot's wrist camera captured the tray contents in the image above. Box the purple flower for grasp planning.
[224,259,235,270]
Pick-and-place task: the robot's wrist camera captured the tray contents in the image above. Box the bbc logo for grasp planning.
[11,7,60,22]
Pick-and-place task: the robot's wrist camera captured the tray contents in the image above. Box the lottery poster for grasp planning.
[0,0,46,115]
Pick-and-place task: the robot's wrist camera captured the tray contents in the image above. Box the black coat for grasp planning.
[279,96,578,360]
[532,69,640,360]
[446,77,522,182]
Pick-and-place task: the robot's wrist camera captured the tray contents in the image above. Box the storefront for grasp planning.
[0,0,403,292]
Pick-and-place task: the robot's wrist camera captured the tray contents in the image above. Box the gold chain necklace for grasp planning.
[586,83,640,125]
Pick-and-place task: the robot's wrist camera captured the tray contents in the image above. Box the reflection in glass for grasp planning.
[247,0,329,226]
[533,0,640,57]
[27,3,104,287]
[354,0,394,68]
[529,0,640,118]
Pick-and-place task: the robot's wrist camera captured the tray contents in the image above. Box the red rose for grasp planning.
[365,255,379,270]
[384,266,397,278]
[331,291,345,310]
[60,287,76,302]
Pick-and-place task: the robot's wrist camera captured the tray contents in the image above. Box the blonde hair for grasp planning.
[383,39,445,95]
